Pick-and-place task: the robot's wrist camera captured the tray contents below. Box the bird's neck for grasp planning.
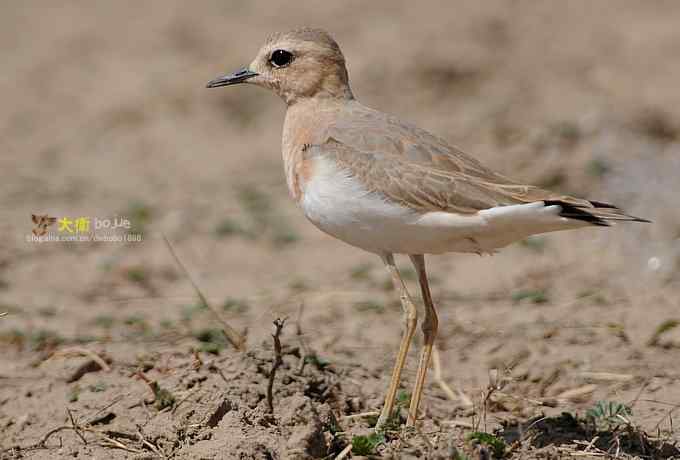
[283,98,347,146]
[283,71,354,106]
[281,98,348,202]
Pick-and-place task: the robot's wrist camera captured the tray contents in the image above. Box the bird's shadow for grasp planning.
[497,412,679,459]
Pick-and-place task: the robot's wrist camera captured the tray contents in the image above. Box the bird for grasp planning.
[206,27,649,431]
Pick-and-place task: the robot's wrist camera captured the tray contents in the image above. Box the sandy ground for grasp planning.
[2,1,680,458]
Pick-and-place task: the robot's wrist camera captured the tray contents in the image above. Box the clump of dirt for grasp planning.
[172,345,346,459]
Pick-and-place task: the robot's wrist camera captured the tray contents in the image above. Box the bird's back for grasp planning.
[329,101,515,184]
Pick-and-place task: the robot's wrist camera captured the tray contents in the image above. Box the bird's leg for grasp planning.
[406,254,439,426]
[375,253,418,432]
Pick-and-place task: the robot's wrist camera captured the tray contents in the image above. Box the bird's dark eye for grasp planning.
[270,49,294,68]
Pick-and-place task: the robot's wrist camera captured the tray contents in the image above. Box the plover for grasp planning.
[206,28,648,431]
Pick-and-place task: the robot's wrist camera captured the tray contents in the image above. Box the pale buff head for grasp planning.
[207,28,353,105]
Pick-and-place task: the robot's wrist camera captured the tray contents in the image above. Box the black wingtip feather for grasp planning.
[544,200,609,226]
[587,200,619,209]
[544,199,651,226]
[588,200,652,223]
[628,215,652,223]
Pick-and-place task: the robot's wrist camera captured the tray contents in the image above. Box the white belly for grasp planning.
[300,156,585,255]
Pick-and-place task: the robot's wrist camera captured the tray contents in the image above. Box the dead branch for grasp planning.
[334,443,352,460]
[432,345,473,407]
[136,424,167,459]
[52,347,111,373]
[35,425,74,449]
[67,408,87,445]
[267,318,286,413]
[162,234,246,351]
[1,422,153,456]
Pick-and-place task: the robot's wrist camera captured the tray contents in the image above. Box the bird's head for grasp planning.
[207,28,353,105]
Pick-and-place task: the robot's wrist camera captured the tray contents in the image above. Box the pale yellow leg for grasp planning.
[406,254,439,427]
[375,253,418,432]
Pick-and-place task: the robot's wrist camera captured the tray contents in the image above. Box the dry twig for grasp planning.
[334,443,352,460]
[163,234,246,351]
[136,424,167,459]
[67,408,87,445]
[432,345,472,407]
[267,318,286,413]
[556,384,597,401]
[341,411,380,421]
[50,346,111,373]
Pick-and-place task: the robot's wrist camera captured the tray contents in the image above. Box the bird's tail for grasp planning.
[544,199,651,227]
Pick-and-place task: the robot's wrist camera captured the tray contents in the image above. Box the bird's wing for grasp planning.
[326,103,516,183]
[304,136,647,225]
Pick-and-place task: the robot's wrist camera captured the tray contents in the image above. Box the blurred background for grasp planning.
[1,0,679,451]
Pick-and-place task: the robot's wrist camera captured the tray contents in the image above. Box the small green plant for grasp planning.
[123,315,149,330]
[395,390,411,408]
[467,431,506,458]
[354,300,385,313]
[237,185,272,226]
[519,236,546,252]
[351,432,385,456]
[587,158,610,178]
[145,381,175,410]
[29,329,63,351]
[400,267,417,281]
[550,120,581,145]
[606,322,630,344]
[304,354,330,370]
[271,227,299,248]
[511,289,549,305]
[138,371,176,410]
[373,391,410,432]
[67,385,81,403]
[452,450,471,460]
[222,297,250,313]
[211,186,298,246]
[125,266,149,284]
[88,382,108,392]
[194,328,228,354]
[288,278,308,292]
[74,335,98,344]
[92,315,116,329]
[126,200,153,234]
[181,302,208,321]
[350,263,373,281]
[576,289,609,305]
[381,277,394,292]
[586,400,632,430]
[213,217,246,238]
[647,319,679,346]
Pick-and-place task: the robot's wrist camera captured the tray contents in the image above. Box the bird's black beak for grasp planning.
[206,68,259,88]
